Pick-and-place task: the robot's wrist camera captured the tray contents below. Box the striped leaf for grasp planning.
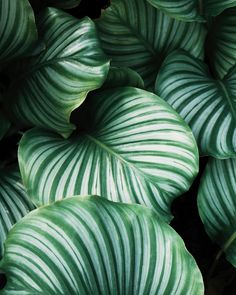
[45,0,81,9]
[101,67,144,90]
[18,87,198,222]
[146,0,203,22]
[0,165,35,258]
[0,112,10,141]
[146,0,236,19]
[0,196,204,294]
[6,8,109,138]
[204,0,236,16]
[198,158,236,267]
[0,0,37,64]
[206,8,236,79]
[95,0,206,89]
[155,50,236,158]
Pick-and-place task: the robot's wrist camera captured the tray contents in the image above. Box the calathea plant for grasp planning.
[1,0,236,294]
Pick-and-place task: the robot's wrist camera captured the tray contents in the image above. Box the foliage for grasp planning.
[1,0,236,293]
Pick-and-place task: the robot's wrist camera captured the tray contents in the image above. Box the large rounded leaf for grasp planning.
[0,196,204,294]
[95,0,206,89]
[6,8,109,138]
[206,8,236,79]
[155,50,236,158]
[18,87,198,222]
[198,158,236,267]
[0,0,37,64]
[147,0,236,20]
[101,67,144,90]
[0,166,35,258]
[146,0,203,22]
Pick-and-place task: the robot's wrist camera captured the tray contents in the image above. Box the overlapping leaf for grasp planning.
[206,8,236,79]
[0,0,37,64]
[95,0,206,89]
[45,0,81,9]
[0,165,35,258]
[146,0,236,20]
[6,8,109,138]
[155,50,236,158]
[198,158,236,267]
[18,87,198,222]
[101,67,144,90]
[0,196,204,294]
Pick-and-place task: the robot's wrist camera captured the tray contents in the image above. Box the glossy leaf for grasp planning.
[0,0,37,64]
[204,0,236,16]
[101,67,144,90]
[0,112,10,141]
[198,158,236,267]
[45,0,81,9]
[146,0,236,20]
[18,87,198,222]
[0,165,35,258]
[95,0,206,89]
[0,196,204,294]
[206,8,236,79]
[155,50,236,158]
[7,8,109,138]
[146,0,203,22]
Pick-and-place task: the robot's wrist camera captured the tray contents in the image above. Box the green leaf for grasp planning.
[0,0,37,64]
[0,165,35,258]
[206,8,236,79]
[146,0,203,22]
[146,0,236,20]
[6,8,109,138]
[198,158,236,267]
[155,50,236,158]
[18,87,198,222]
[101,67,144,90]
[204,0,236,16]
[0,112,10,141]
[45,0,81,9]
[95,0,206,89]
[0,196,204,294]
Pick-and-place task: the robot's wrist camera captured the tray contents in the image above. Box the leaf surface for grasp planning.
[0,166,35,258]
[18,87,198,222]
[0,196,204,294]
[206,8,236,79]
[95,0,206,89]
[198,158,236,267]
[155,50,236,158]
[0,0,37,64]
[7,8,109,138]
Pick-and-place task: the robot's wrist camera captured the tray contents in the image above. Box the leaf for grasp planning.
[6,8,109,138]
[18,87,198,222]
[155,50,236,158]
[146,0,203,22]
[0,165,35,258]
[0,112,10,141]
[206,8,236,79]
[198,158,236,267]
[0,0,37,64]
[95,0,206,89]
[204,0,236,16]
[45,0,81,9]
[145,0,236,20]
[0,196,204,294]
[101,67,144,90]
